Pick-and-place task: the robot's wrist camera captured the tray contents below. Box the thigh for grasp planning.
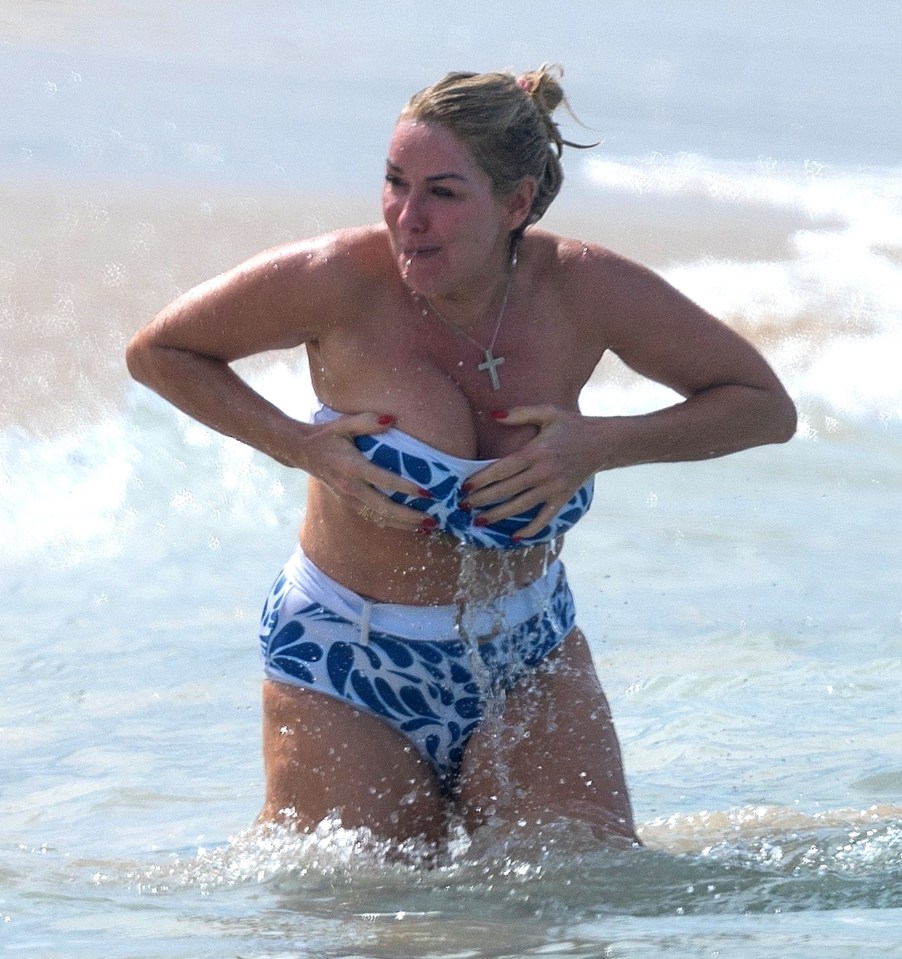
[258,680,448,845]
[456,628,639,844]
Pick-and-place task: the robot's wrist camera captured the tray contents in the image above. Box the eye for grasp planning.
[431,185,457,199]
[384,173,406,190]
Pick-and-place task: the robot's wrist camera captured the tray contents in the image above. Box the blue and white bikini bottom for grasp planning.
[259,546,576,789]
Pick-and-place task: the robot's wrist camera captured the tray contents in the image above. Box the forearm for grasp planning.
[591,382,797,472]
[126,342,308,468]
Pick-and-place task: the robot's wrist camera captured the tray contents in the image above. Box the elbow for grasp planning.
[769,389,798,445]
[125,332,157,388]
[124,335,146,384]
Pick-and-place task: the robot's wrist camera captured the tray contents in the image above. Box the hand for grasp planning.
[463,405,600,540]
[298,411,432,531]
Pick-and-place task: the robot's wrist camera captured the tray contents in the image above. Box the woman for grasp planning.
[126,66,796,848]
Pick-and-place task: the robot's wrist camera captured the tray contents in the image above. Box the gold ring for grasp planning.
[359,505,378,522]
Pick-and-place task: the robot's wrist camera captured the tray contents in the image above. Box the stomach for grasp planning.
[298,479,561,606]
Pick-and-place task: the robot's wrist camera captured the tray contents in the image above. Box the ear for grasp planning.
[504,177,538,232]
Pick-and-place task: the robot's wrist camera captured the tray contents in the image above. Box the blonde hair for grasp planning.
[400,64,591,241]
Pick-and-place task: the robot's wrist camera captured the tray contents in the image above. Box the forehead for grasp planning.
[387,120,484,179]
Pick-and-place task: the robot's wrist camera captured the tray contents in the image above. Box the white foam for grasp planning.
[4,157,899,571]
[585,153,902,423]
[0,420,135,568]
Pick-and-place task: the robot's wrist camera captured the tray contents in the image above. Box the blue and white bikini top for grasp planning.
[312,404,594,550]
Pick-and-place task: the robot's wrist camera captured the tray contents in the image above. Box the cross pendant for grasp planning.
[478,349,505,391]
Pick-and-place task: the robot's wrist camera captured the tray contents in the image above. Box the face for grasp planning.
[382,120,531,300]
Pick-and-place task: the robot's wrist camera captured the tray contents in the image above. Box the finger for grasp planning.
[359,459,435,500]
[326,413,431,500]
[469,466,579,528]
[488,403,559,429]
[464,406,562,495]
[464,450,558,506]
[462,454,533,499]
[472,485,545,527]
[356,493,435,531]
[508,500,564,541]
[317,448,430,521]
[351,462,440,529]
[477,492,565,541]
[328,410,398,437]
[464,472,532,511]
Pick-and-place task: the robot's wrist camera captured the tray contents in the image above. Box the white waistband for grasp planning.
[283,545,565,643]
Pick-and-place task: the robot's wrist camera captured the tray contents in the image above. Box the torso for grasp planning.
[296,225,612,605]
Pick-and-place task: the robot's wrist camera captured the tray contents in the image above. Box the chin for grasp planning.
[399,258,440,296]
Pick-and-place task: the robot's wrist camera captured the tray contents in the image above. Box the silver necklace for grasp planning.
[419,256,517,391]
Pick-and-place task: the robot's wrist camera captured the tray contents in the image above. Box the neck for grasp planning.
[426,248,518,330]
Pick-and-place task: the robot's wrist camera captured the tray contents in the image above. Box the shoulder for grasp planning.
[520,229,652,325]
[520,230,716,355]
[227,224,392,329]
[149,224,393,352]
[260,223,390,285]
[520,230,643,289]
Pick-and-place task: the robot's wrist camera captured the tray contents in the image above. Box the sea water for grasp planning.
[1,3,901,957]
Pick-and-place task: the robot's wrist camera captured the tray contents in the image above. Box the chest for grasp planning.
[309,289,598,458]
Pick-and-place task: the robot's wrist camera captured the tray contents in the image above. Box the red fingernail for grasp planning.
[461,481,474,493]
[417,487,434,499]
[459,500,471,512]
[377,415,395,426]
[490,409,508,420]
[511,534,523,542]
[420,516,437,529]
[474,516,489,527]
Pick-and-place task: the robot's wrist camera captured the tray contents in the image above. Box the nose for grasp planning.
[396,191,426,234]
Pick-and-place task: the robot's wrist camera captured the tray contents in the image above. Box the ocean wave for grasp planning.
[583,153,902,423]
[87,804,902,918]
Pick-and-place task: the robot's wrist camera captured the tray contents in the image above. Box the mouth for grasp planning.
[398,244,443,288]
[402,245,441,261]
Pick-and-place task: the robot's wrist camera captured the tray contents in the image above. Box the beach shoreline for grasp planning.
[2,155,874,435]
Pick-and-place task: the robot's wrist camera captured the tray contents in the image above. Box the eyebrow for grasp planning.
[385,160,469,183]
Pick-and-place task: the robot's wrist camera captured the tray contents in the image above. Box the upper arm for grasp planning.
[594,253,784,398]
[129,232,359,364]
